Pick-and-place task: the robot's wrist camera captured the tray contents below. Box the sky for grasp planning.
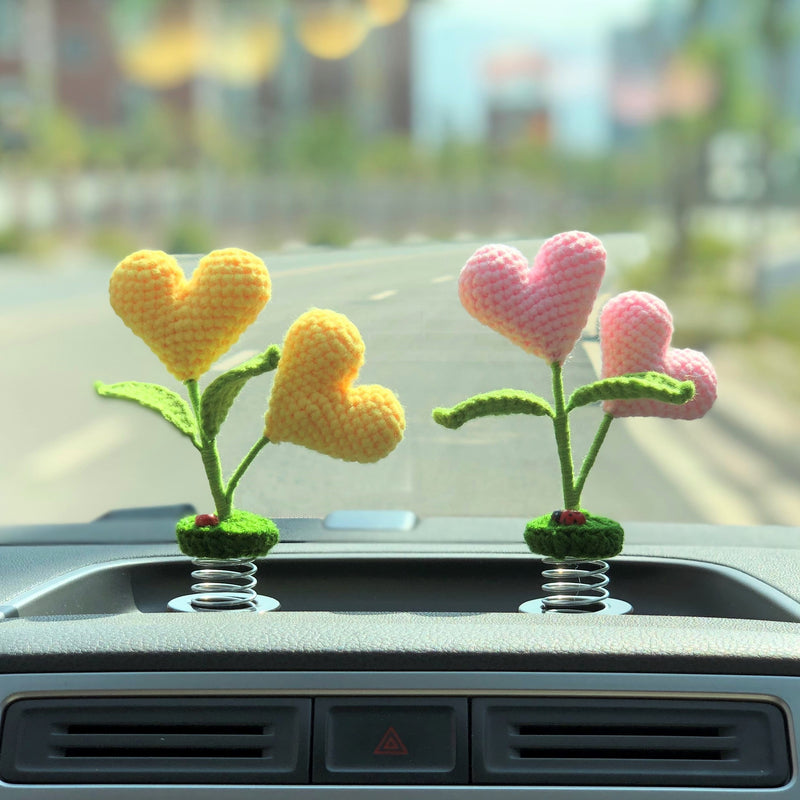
[412,0,658,152]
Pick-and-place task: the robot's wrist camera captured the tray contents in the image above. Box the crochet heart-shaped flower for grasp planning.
[110,248,271,381]
[264,309,405,463]
[459,231,606,363]
[600,291,717,419]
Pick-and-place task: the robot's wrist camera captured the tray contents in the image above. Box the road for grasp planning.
[0,239,797,527]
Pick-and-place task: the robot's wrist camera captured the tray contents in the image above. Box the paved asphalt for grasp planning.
[0,240,797,527]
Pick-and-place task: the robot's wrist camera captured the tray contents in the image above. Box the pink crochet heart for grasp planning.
[600,291,717,419]
[458,231,606,364]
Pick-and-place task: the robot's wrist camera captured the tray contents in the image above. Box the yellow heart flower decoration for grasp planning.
[109,248,271,381]
[264,309,405,463]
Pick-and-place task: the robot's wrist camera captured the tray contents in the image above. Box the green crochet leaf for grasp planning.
[433,389,554,429]
[95,380,200,447]
[200,345,280,439]
[566,371,696,412]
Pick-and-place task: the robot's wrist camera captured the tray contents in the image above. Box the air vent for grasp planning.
[472,698,791,787]
[0,698,310,784]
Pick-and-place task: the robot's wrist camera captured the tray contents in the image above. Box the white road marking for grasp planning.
[23,417,133,483]
[210,349,260,372]
[621,417,760,524]
[431,275,454,284]
[711,349,800,450]
[676,414,800,521]
[370,290,397,301]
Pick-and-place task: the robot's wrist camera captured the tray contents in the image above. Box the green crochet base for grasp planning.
[524,513,624,560]
[176,509,279,560]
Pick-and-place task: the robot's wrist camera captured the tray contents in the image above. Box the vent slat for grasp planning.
[52,733,274,750]
[514,749,727,761]
[510,734,738,753]
[66,724,271,736]
[515,724,722,737]
[61,748,268,759]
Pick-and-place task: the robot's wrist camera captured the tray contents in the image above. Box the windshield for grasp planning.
[0,0,798,528]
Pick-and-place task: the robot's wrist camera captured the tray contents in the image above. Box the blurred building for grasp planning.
[483,49,551,148]
[299,3,413,135]
[0,0,414,153]
[0,0,25,148]
[53,0,122,125]
[0,0,121,146]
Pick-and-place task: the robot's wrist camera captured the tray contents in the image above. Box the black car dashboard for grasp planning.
[1,508,799,797]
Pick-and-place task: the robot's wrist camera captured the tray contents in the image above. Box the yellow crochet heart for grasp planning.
[109,248,271,381]
[264,309,405,463]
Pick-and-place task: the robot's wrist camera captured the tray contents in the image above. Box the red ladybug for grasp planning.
[195,513,219,528]
[550,509,587,526]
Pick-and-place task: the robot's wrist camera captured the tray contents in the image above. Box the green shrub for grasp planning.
[754,289,800,345]
[0,226,26,254]
[164,220,215,254]
[306,218,353,248]
[623,232,740,296]
[89,227,138,261]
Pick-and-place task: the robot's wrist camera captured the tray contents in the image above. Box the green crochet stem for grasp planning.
[225,435,270,506]
[550,362,578,509]
[187,379,229,518]
[575,412,613,501]
[552,366,617,509]
[185,379,269,520]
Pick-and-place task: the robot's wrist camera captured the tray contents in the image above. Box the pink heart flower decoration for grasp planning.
[600,291,717,419]
[459,231,606,364]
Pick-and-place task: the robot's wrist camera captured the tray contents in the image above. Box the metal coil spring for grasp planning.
[540,557,610,612]
[189,559,258,611]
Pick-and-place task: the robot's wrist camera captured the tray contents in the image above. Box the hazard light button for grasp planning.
[313,698,468,784]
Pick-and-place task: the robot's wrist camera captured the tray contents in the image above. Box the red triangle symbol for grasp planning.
[373,726,409,756]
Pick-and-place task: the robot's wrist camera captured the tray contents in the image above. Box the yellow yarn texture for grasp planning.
[264,309,405,463]
[109,248,271,381]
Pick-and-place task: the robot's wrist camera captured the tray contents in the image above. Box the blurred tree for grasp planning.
[27,108,87,171]
[285,113,361,175]
[436,137,492,181]
[359,134,427,178]
[86,128,127,169]
[123,104,184,169]
[195,113,254,173]
[657,0,798,288]
[749,0,797,295]
[506,139,562,185]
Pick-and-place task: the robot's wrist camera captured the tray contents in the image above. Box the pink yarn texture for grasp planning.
[600,291,717,419]
[458,231,606,364]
